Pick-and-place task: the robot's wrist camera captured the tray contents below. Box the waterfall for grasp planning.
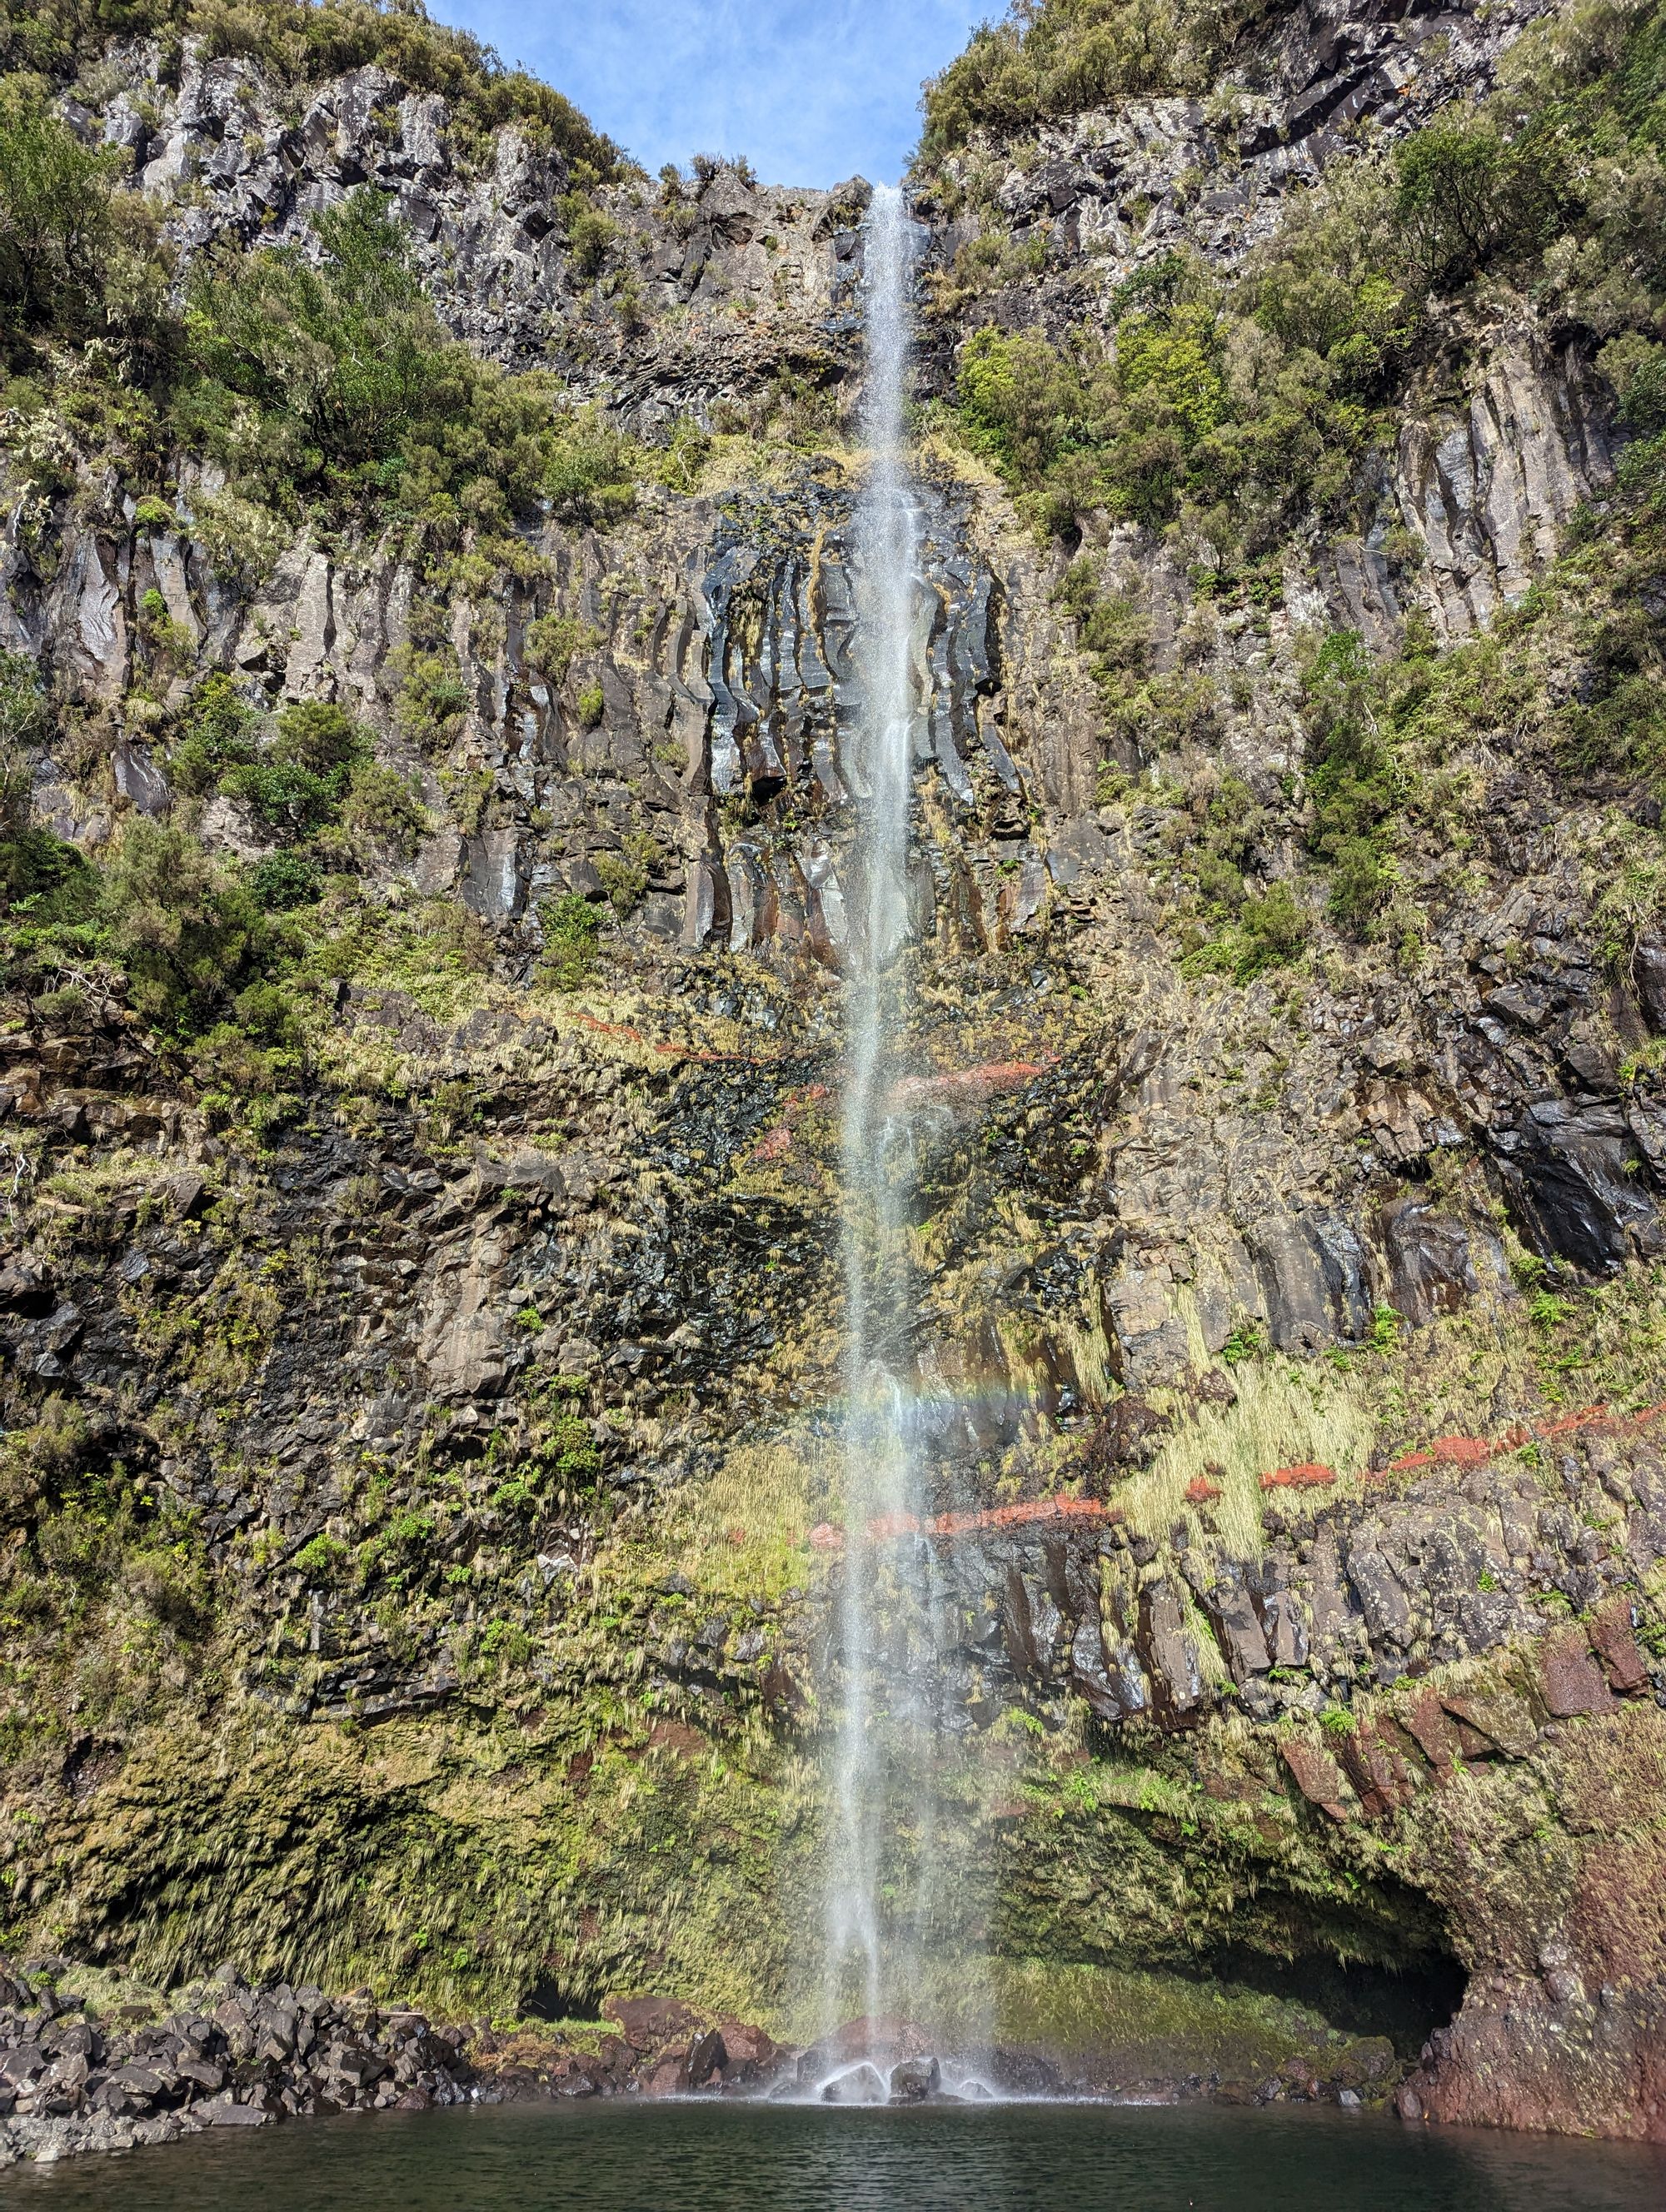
[820,182,933,2045]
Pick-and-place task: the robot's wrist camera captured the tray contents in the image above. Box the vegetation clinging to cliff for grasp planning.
[950,0,1666,556]
[0,0,625,176]
[919,0,1260,157]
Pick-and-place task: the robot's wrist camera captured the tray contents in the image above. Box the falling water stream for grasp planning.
[816,183,968,2099]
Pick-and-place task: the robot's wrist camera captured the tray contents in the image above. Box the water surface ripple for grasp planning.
[3,2102,1664,2212]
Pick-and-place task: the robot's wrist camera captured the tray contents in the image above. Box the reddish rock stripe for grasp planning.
[807,1399,1666,1559]
[1259,1462,1337,1491]
[887,1056,1058,1106]
[806,1496,1120,1551]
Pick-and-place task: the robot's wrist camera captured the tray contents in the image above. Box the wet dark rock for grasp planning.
[888,2055,940,2102]
[1078,1395,1169,1482]
[821,2062,887,2104]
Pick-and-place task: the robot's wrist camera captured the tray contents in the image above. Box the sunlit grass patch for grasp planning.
[1129,1358,1377,1555]
[671,1430,821,1600]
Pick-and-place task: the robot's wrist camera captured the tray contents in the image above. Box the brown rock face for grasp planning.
[1539,1626,1619,1719]
[1279,1738,1352,1822]
[1399,1707,1666,2142]
[1589,1598,1650,1694]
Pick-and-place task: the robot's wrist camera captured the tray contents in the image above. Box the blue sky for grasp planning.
[426,2,990,187]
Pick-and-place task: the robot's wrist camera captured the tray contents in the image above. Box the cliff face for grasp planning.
[2,0,1666,2157]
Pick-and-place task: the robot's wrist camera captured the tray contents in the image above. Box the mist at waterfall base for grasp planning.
[17,2101,1666,2212]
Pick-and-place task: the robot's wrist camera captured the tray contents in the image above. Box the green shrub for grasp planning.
[292,1530,351,1585]
[523,611,599,683]
[561,195,618,276]
[248,849,322,910]
[1235,880,1308,975]
[538,890,601,989]
[1392,117,1554,291]
[0,645,51,897]
[102,817,269,1031]
[592,849,646,915]
[544,409,636,526]
[920,0,1246,156]
[272,700,365,774]
[342,760,428,859]
[168,674,257,795]
[177,189,602,533]
[1301,630,1399,933]
[391,644,469,755]
[219,758,339,835]
[576,682,606,730]
[0,77,121,334]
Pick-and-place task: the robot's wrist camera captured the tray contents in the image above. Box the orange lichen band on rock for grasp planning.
[813,1397,1666,1563]
[1381,1399,1666,1482]
[866,1512,921,1541]
[1540,1402,1613,1437]
[926,1496,1118,1541]
[887,1055,1059,1107]
[808,1495,1122,1552]
[1392,1435,1493,1472]
[1259,1462,1337,1491]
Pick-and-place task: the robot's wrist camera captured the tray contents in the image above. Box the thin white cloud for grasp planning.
[427,0,990,187]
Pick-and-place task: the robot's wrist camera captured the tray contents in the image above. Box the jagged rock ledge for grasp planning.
[0,1968,1410,2170]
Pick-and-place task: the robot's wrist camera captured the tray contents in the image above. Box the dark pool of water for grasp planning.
[2,2099,1664,2212]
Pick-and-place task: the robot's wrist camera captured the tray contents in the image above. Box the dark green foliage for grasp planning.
[0,650,87,914]
[177,190,576,526]
[248,849,322,911]
[1391,118,1555,291]
[220,700,367,836]
[1052,558,1152,740]
[559,192,618,277]
[391,644,468,755]
[0,76,171,371]
[1164,770,1308,981]
[1302,631,1399,933]
[340,761,427,859]
[0,2,623,177]
[543,410,636,526]
[167,673,257,795]
[0,78,118,333]
[920,0,1247,157]
[954,259,1379,548]
[538,891,601,989]
[101,818,270,1030]
[1235,880,1308,974]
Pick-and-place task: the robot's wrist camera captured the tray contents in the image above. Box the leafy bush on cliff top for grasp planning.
[0,77,173,371]
[175,187,594,531]
[952,0,1666,552]
[0,0,624,177]
[920,0,1259,157]
[0,82,640,541]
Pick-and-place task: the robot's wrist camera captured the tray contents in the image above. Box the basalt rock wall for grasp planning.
[2,0,1666,2159]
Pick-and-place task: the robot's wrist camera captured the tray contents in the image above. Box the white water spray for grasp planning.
[821,182,935,2042]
